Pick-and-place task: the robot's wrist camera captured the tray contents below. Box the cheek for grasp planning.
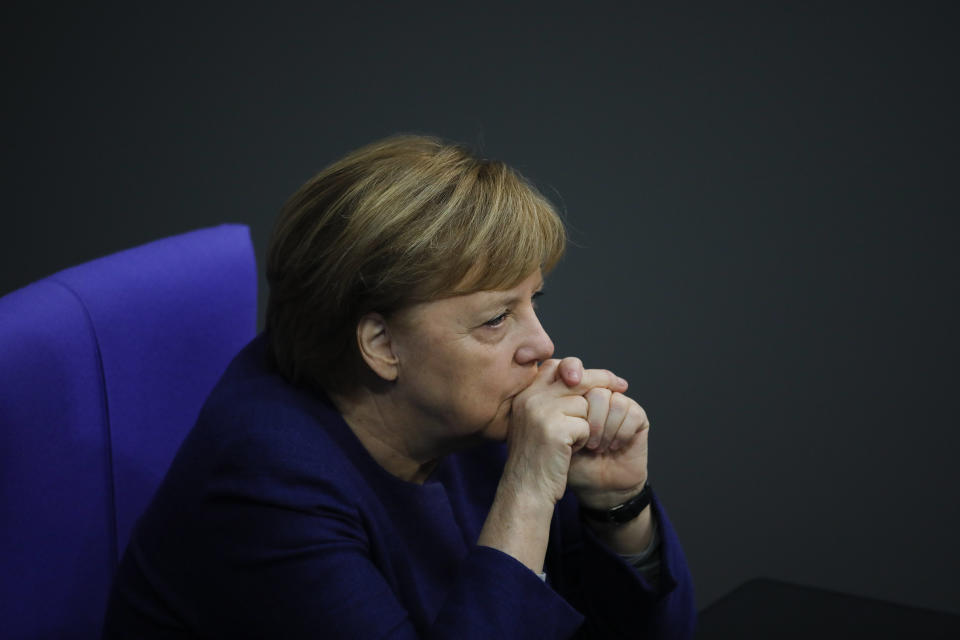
[419,351,483,410]
[475,358,524,411]
[416,338,521,426]
[440,359,508,422]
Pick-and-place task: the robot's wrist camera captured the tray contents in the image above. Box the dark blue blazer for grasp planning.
[103,334,696,638]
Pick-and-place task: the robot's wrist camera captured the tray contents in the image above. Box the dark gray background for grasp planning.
[4,0,958,615]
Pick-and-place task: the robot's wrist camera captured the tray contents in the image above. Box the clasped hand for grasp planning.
[505,358,650,511]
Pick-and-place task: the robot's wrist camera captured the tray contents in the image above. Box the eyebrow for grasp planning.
[487,281,545,308]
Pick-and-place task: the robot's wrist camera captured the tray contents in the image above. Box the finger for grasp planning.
[565,415,592,452]
[584,387,611,450]
[556,357,584,387]
[549,368,627,397]
[599,392,630,450]
[611,402,649,451]
[610,402,648,451]
[532,359,561,387]
[556,394,588,419]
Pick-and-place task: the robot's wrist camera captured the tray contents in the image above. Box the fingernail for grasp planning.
[587,437,599,449]
[617,376,627,387]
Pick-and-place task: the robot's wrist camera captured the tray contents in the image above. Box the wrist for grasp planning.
[501,483,557,522]
[579,480,652,529]
[575,480,648,512]
[587,506,655,555]
[477,476,555,574]
[579,481,655,554]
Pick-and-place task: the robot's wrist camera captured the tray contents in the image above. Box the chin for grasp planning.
[471,400,514,443]
[482,430,508,443]
[479,417,510,442]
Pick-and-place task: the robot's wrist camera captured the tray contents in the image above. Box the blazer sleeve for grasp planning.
[546,491,698,639]
[167,452,585,639]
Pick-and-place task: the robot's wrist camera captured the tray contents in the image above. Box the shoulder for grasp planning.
[172,334,365,502]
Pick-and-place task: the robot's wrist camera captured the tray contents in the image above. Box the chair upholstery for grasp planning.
[0,225,257,639]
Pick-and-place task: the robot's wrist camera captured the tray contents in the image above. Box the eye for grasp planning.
[483,310,512,328]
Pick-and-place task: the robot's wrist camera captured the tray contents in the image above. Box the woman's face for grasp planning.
[388,270,555,444]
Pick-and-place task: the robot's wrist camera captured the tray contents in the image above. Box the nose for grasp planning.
[514,313,554,365]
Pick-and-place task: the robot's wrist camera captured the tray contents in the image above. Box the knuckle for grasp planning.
[575,417,592,439]
[575,396,589,414]
[531,409,548,426]
[611,392,629,410]
[524,394,545,413]
[585,387,607,402]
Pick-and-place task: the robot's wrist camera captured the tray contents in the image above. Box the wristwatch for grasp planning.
[580,481,652,525]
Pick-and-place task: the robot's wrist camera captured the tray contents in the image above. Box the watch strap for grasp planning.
[580,481,652,524]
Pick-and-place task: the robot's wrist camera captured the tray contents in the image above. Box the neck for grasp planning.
[328,386,440,484]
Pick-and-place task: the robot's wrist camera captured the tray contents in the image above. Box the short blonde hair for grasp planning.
[265,134,566,394]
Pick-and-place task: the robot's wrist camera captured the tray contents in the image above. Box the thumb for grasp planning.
[555,357,583,387]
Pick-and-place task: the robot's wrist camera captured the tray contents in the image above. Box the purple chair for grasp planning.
[0,225,257,638]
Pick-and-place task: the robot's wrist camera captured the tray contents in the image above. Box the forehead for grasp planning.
[400,270,544,325]
[453,268,543,308]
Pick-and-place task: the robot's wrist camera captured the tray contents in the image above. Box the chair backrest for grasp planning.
[0,225,257,639]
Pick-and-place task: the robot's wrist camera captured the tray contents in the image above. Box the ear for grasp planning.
[356,312,399,382]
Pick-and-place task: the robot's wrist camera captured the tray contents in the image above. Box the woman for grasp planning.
[103,135,696,638]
